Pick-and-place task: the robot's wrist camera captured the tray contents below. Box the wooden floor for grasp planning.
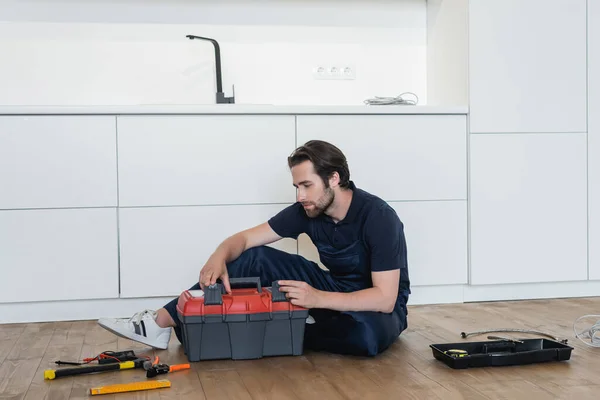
[2,297,600,399]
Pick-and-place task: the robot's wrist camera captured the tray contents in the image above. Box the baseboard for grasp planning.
[462,280,600,302]
[409,280,600,306]
[0,296,174,324]
[3,281,600,324]
[408,284,465,305]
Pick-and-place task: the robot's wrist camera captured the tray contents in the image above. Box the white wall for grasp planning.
[0,0,430,106]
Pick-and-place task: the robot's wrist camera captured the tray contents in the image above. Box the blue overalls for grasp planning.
[164,246,408,357]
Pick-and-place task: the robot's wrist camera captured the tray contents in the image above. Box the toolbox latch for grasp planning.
[204,284,223,305]
[270,281,288,302]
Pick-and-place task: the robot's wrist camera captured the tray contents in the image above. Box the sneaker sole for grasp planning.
[97,320,169,350]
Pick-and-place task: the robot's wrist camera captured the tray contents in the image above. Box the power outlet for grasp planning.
[313,65,356,80]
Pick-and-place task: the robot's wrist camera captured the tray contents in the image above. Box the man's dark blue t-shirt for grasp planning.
[267,181,411,308]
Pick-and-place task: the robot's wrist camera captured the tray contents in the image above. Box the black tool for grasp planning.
[55,350,141,366]
[144,361,190,378]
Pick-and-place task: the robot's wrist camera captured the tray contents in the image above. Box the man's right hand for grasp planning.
[197,222,282,295]
[199,257,232,294]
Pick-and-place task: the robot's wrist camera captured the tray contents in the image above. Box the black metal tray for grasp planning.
[430,338,573,369]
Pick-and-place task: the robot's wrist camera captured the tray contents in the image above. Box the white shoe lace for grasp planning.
[128,309,156,325]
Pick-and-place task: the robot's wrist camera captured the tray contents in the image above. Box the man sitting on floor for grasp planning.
[98,140,411,357]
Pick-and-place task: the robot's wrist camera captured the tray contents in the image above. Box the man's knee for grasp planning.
[226,246,266,277]
[227,245,290,278]
[346,311,404,357]
[305,310,403,357]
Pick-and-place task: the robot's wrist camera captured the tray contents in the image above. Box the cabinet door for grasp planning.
[470,133,587,285]
[0,208,119,303]
[469,0,587,133]
[590,0,600,279]
[0,116,117,209]
[117,115,296,207]
[298,201,468,286]
[118,205,298,298]
[296,115,467,201]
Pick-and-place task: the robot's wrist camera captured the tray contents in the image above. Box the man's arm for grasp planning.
[200,222,281,291]
[319,269,399,313]
[201,202,308,292]
[209,222,282,265]
[279,203,405,313]
[278,269,399,313]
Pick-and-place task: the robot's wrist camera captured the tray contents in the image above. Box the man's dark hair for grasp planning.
[287,140,350,188]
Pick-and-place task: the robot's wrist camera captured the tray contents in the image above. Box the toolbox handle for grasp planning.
[229,277,262,292]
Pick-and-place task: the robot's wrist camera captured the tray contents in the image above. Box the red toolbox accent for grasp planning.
[176,277,309,361]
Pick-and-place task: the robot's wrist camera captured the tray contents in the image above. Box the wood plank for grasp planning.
[0,358,42,399]
[6,322,55,361]
[0,323,26,365]
[24,343,83,400]
[197,369,252,400]
[236,358,300,400]
[468,380,555,400]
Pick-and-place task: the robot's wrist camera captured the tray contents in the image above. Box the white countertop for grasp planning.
[0,104,468,115]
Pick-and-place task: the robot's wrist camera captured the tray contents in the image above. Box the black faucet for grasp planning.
[186,34,235,104]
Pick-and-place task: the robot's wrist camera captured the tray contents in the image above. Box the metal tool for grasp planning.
[461,328,567,344]
[142,356,190,378]
[487,336,524,344]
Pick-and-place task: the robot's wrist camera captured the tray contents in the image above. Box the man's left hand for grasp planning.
[277,280,324,309]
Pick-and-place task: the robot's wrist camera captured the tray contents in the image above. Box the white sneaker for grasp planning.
[97,310,171,350]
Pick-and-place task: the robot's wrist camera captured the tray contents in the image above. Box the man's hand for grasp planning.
[198,222,282,295]
[278,270,401,313]
[199,257,231,294]
[277,280,324,308]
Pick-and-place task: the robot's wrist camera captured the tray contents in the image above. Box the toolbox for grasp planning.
[430,338,574,369]
[176,277,309,362]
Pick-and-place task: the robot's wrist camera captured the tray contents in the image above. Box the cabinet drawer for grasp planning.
[0,116,117,209]
[0,208,119,303]
[118,204,298,298]
[117,115,296,207]
[296,115,466,201]
[298,200,467,286]
[469,0,587,133]
[470,133,587,284]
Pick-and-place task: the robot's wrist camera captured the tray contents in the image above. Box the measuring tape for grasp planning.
[89,379,171,395]
[444,349,468,358]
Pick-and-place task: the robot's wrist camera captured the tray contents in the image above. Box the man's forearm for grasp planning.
[210,233,247,264]
[317,287,396,314]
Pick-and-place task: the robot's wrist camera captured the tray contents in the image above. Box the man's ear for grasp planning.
[329,171,340,188]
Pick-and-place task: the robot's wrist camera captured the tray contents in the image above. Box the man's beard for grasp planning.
[303,187,334,218]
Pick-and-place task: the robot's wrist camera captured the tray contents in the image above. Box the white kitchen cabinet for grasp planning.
[118,204,298,298]
[298,200,467,286]
[296,115,467,201]
[589,0,600,280]
[469,0,587,133]
[0,116,117,209]
[117,115,296,207]
[0,208,119,303]
[470,133,587,285]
